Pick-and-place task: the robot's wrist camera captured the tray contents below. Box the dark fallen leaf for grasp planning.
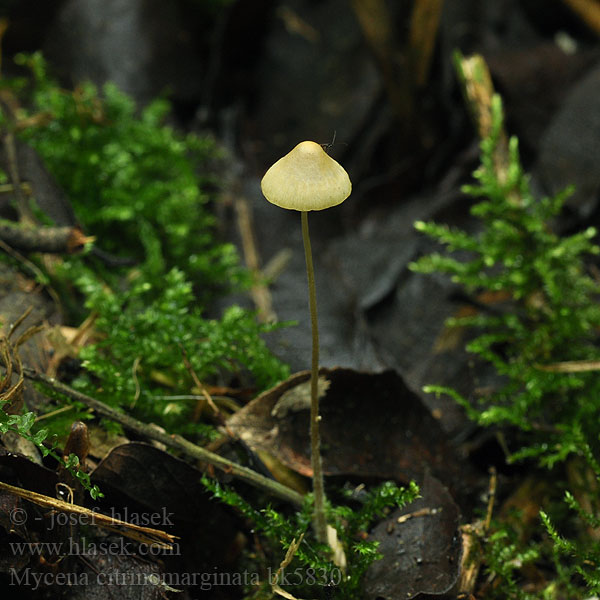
[91,442,239,569]
[92,442,221,522]
[0,448,58,499]
[0,492,30,572]
[227,368,480,507]
[0,443,239,597]
[0,449,59,573]
[536,61,600,218]
[363,472,462,600]
[486,43,597,153]
[249,0,380,169]
[64,551,164,600]
[326,229,417,313]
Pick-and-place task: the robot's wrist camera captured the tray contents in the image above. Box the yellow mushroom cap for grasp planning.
[261,141,352,211]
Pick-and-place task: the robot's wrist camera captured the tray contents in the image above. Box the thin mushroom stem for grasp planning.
[301,210,327,543]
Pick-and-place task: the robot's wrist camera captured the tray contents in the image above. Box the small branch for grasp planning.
[0,479,175,548]
[21,367,305,508]
[0,94,36,224]
[0,237,51,292]
[0,220,93,254]
[0,182,32,194]
[453,52,507,150]
[458,467,497,595]
[536,359,600,373]
[234,196,276,323]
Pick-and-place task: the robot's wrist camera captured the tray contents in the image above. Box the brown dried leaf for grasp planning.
[228,368,477,502]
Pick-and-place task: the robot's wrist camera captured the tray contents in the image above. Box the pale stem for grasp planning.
[301,210,327,543]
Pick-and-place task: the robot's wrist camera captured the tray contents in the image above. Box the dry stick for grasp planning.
[0,182,31,194]
[458,467,497,595]
[300,211,327,543]
[21,367,304,508]
[536,359,600,373]
[0,220,92,254]
[0,237,62,311]
[0,95,36,224]
[0,479,175,548]
[453,52,507,152]
[234,196,276,323]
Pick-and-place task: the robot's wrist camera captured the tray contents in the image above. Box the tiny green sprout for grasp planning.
[261,140,352,543]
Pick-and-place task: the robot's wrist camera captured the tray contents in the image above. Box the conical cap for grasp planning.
[261,141,351,211]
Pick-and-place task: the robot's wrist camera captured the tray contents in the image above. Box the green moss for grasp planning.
[72,266,289,429]
[0,52,289,437]
[413,93,600,597]
[0,408,102,499]
[17,51,247,298]
[203,476,419,600]
[412,94,600,466]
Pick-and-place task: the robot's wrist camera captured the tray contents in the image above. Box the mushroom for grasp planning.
[261,140,351,211]
[261,140,352,542]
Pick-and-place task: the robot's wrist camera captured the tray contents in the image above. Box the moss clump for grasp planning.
[412,93,600,598]
[16,51,246,299]
[73,267,289,431]
[412,94,600,467]
[0,52,289,438]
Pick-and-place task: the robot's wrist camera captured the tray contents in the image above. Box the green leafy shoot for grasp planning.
[411,93,600,466]
[0,406,102,499]
[70,266,289,432]
[0,52,290,441]
[13,51,247,300]
[202,476,418,599]
[412,86,600,598]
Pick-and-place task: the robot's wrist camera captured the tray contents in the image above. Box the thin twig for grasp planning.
[234,196,276,323]
[0,182,32,194]
[536,359,600,373]
[0,479,175,548]
[0,238,48,286]
[458,467,497,595]
[7,305,34,339]
[453,52,510,168]
[21,367,305,508]
[181,346,221,418]
[0,220,93,254]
